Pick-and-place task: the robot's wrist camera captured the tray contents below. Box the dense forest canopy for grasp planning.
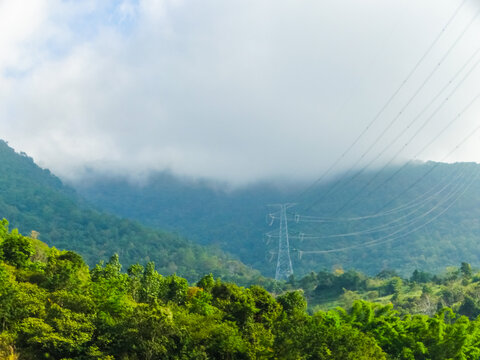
[283,263,480,321]
[77,161,480,278]
[3,222,480,359]
[3,138,480,284]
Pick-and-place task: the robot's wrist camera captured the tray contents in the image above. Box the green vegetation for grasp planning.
[77,161,480,278]
[5,138,480,282]
[76,170,292,278]
[285,264,480,320]
[0,140,263,284]
[3,223,480,359]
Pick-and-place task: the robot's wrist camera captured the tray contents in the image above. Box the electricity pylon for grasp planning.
[271,204,294,281]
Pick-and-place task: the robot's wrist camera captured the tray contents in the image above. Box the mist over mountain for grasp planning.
[1,0,479,185]
[0,139,262,283]
[76,161,480,278]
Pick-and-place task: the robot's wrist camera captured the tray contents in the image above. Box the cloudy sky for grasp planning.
[1,0,479,184]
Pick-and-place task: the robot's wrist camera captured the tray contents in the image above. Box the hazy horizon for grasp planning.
[1,0,479,185]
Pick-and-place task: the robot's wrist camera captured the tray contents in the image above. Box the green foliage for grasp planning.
[0,140,262,284]
[197,273,215,292]
[44,249,89,291]
[0,229,34,268]
[285,264,480,322]
[277,290,307,314]
[0,218,8,240]
[3,226,480,359]
[461,262,473,278]
[411,269,433,283]
[458,296,480,319]
[273,301,386,359]
[163,274,188,305]
[77,160,480,278]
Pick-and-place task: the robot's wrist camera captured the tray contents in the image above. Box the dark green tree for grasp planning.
[1,229,34,268]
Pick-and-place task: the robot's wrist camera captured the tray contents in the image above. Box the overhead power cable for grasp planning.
[367,93,480,213]
[290,104,480,225]
[288,164,466,225]
[331,52,480,215]
[289,169,466,240]
[296,166,478,255]
[304,8,480,211]
[293,0,468,204]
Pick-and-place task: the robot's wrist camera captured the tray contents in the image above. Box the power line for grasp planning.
[290,110,480,226]
[294,174,463,240]
[264,0,478,273]
[296,165,478,255]
[286,119,480,255]
[287,166,466,235]
[289,164,465,222]
[304,8,480,211]
[331,53,480,215]
[367,94,480,213]
[293,0,468,204]
[299,170,477,255]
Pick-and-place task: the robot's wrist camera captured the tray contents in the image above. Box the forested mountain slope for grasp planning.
[77,161,480,278]
[77,172,294,276]
[0,140,262,283]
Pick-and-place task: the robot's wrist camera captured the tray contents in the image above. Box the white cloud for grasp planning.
[0,0,479,184]
[0,0,49,70]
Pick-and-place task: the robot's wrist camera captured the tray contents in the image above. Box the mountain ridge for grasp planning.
[0,139,263,284]
[76,160,480,278]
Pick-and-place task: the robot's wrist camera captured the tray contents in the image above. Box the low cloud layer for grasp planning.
[1,0,479,184]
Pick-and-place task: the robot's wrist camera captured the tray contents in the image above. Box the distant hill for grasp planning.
[76,160,480,278]
[76,172,294,277]
[0,140,263,283]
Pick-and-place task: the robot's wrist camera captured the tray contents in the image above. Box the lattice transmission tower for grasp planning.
[272,204,294,281]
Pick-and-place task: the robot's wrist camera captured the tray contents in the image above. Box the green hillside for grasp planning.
[2,223,480,359]
[290,161,480,277]
[77,161,480,278]
[0,140,263,284]
[76,172,294,278]
[286,262,480,320]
